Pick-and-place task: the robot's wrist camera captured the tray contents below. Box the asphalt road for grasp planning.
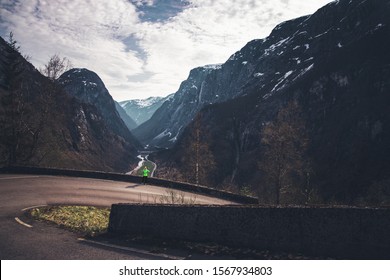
[0,174,232,259]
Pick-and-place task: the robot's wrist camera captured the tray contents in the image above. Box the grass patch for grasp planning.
[30,206,110,236]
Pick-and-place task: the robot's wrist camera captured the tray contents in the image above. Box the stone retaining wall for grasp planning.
[108,203,390,259]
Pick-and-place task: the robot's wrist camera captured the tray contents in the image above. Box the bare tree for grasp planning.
[182,113,216,185]
[40,54,73,80]
[154,165,184,182]
[258,100,309,205]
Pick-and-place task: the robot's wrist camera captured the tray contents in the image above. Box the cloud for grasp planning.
[129,0,334,100]
[0,0,144,95]
[0,0,333,101]
[132,0,156,7]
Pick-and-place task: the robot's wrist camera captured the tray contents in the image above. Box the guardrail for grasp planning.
[0,166,258,204]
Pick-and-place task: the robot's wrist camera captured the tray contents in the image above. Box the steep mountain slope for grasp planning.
[134,0,390,152]
[115,101,138,130]
[58,68,141,149]
[133,65,223,147]
[0,37,138,172]
[119,95,173,127]
[156,0,390,204]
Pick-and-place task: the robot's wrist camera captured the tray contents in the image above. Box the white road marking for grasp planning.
[15,217,33,228]
[77,238,183,260]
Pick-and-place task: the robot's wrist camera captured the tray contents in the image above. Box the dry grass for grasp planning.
[30,206,110,236]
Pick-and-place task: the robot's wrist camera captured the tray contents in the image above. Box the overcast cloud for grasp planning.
[0,0,333,101]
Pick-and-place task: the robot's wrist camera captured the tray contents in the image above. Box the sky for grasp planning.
[0,0,334,101]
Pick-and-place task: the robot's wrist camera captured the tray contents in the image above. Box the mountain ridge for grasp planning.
[134,0,390,151]
[0,38,139,172]
[58,68,141,149]
[153,0,390,205]
[119,94,173,127]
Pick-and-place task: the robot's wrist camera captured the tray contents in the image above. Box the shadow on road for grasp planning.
[126,184,142,188]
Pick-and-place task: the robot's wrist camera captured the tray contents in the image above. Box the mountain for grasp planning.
[135,0,390,152]
[0,37,139,172]
[154,0,390,205]
[133,65,223,148]
[115,101,138,131]
[58,68,141,148]
[119,95,173,127]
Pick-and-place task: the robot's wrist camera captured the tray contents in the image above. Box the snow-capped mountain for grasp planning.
[155,0,390,203]
[133,64,225,147]
[134,0,390,151]
[119,95,173,127]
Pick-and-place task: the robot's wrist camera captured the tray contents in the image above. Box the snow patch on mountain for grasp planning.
[203,64,222,70]
[119,94,173,126]
[153,129,172,141]
[254,72,264,77]
[135,96,163,108]
[271,70,294,92]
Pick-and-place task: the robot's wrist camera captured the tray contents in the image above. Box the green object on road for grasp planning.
[143,167,150,177]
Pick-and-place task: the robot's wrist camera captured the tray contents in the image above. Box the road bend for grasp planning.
[0,174,232,259]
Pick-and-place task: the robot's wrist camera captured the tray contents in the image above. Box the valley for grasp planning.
[1,0,390,207]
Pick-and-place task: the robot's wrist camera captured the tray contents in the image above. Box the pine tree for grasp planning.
[7,32,20,52]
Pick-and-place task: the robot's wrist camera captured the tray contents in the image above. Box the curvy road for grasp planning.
[0,174,232,259]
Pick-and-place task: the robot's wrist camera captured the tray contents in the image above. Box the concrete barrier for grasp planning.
[108,203,390,259]
[0,166,257,204]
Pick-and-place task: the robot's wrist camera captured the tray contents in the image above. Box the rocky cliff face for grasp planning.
[135,0,390,153]
[155,0,390,204]
[133,64,224,148]
[0,37,139,172]
[114,101,138,131]
[58,68,140,148]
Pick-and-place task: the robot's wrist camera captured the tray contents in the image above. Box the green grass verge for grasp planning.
[30,206,110,236]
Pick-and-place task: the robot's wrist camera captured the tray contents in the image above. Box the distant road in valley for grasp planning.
[128,153,157,176]
[145,155,157,177]
[0,174,231,259]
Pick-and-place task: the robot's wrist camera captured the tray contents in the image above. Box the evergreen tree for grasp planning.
[7,32,20,52]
